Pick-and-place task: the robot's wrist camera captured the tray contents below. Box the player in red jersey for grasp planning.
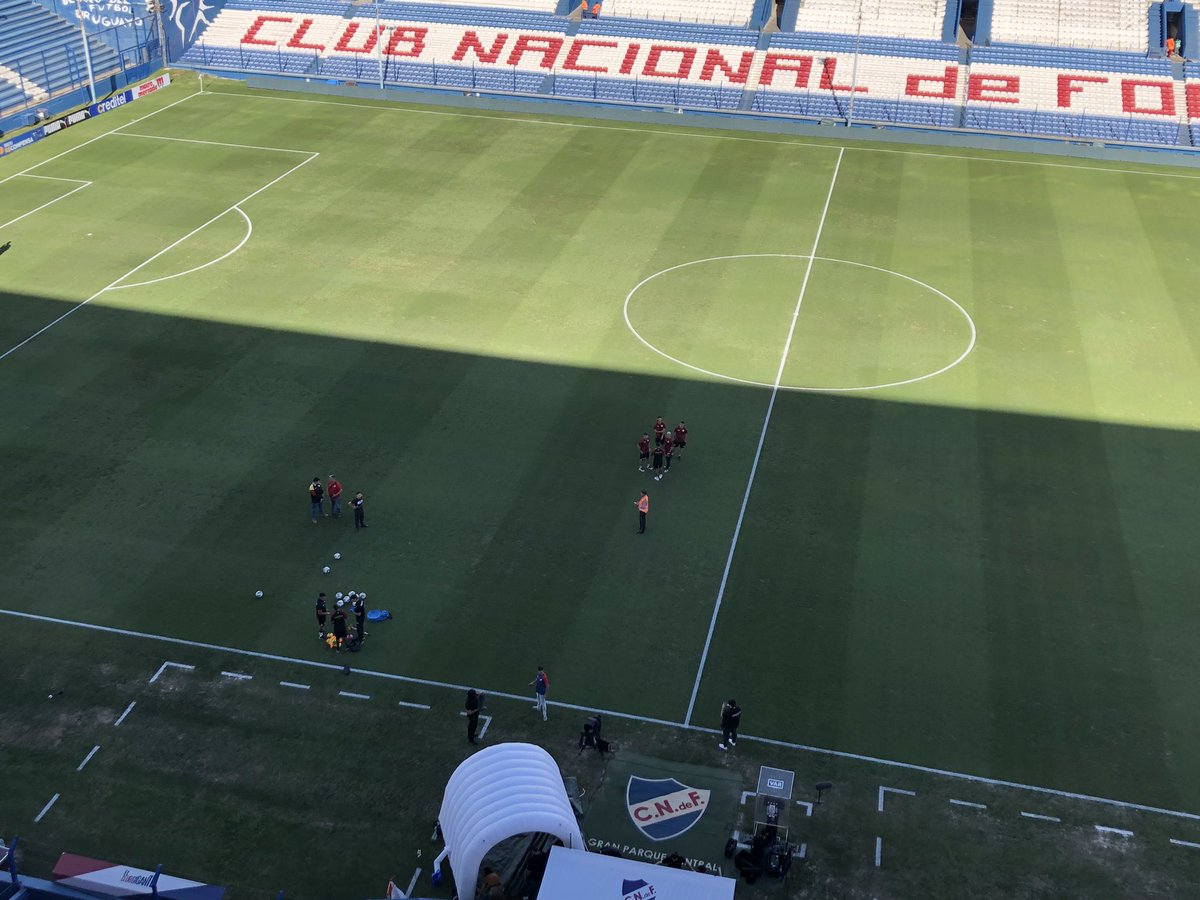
[673,421,687,458]
[638,433,651,472]
[653,417,666,447]
[657,432,674,480]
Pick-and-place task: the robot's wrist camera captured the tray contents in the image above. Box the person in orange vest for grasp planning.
[636,490,649,533]
[1167,35,1177,56]
[578,0,587,16]
[591,0,601,17]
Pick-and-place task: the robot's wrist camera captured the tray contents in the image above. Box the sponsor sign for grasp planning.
[622,877,657,900]
[42,108,91,136]
[90,73,171,116]
[626,776,710,842]
[0,128,46,156]
[52,852,226,898]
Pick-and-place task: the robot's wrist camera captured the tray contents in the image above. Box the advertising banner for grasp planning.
[53,852,226,899]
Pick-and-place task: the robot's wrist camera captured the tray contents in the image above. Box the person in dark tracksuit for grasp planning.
[352,491,367,529]
[332,600,348,650]
[719,699,741,750]
[465,688,481,744]
[352,593,367,644]
[315,592,329,639]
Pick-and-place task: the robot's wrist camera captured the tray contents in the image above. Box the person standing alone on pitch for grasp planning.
[719,699,741,750]
[309,476,326,523]
[530,666,549,720]
[328,475,343,518]
[465,688,481,744]
[638,433,651,473]
[351,491,367,529]
[674,421,687,459]
[315,592,329,640]
[636,490,649,533]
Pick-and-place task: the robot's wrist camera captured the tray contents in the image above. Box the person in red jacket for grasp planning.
[327,474,343,518]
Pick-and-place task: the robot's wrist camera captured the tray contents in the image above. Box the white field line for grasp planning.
[1095,825,1133,837]
[114,700,136,727]
[404,868,421,897]
[1170,838,1200,848]
[0,88,200,187]
[479,714,493,738]
[280,681,310,690]
[76,745,100,772]
[149,661,194,684]
[113,131,316,154]
[110,206,252,291]
[682,147,844,727]
[18,174,91,184]
[0,180,91,231]
[1021,812,1062,823]
[0,152,318,365]
[5,606,1200,824]
[878,785,917,813]
[34,793,60,823]
[220,671,253,681]
[949,799,987,810]
[874,836,882,868]
[740,791,756,805]
[198,87,1200,181]
[796,800,813,817]
[397,699,431,710]
[339,690,370,700]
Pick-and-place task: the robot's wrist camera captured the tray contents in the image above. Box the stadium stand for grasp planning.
[170,0,1200,147]
[791,0,947,41]
[988,0,1150,52]
[588,0,757,27]
[0,0,120,114]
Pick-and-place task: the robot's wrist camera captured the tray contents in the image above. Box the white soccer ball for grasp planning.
[335,592,343,600]
[255,590,263,598]
[322,566,331,574]
[359,593,367,601]
[333,552,341,560]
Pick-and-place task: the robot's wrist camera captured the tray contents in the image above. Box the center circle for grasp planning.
[623,254,976,392]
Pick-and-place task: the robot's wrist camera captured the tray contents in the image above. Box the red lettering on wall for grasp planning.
[700,48,753,84]
[759,53,813,88]
[1056,74,1107,108]
[618,43,641,75]
[633,805,652,822]
[452,31,508,64]
[967,74,1020,103]
[241,15,292,47]
[334,21,379,54]
[563,39,616,73]
[506,34,563,69]
[905,66,957,99]
[1121,79,1176,116]
[384,27,426,57]
[287,19,324,52]
[819,58,867,93]
[643,45,696,79]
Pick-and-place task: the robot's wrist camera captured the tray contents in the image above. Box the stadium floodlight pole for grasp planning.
[846,0,863,126]
[73,0,98,104]
[374,0,384,90]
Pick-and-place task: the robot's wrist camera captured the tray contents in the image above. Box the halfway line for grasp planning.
[682,147,844,726]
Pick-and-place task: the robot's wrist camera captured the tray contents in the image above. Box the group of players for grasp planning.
[638,417,687,481]
[315,590,367,651]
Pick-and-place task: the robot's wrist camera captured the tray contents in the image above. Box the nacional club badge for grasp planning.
[621,877,657,900]
[626,776,711,841]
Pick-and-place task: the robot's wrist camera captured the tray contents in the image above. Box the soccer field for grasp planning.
[4,72,1200,896]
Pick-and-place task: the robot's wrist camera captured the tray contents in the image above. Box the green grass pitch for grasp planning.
[3,71,1200,897]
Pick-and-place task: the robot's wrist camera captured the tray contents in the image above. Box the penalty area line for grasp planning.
[4,606,1200,824]
[0,151,318,365]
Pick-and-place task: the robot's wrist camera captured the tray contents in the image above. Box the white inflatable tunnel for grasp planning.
[436,742,584,896]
